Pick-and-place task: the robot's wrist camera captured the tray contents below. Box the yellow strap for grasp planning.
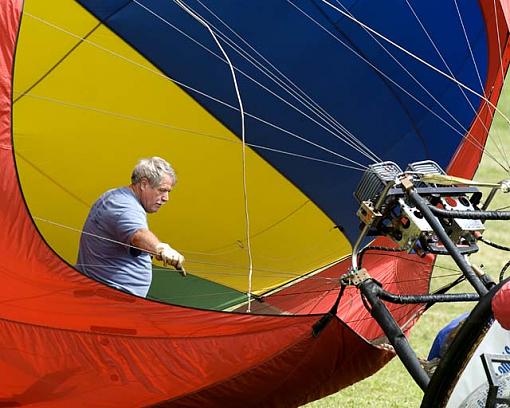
[420,173,501,188]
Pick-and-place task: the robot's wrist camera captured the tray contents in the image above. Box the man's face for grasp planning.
[139,173,174,213]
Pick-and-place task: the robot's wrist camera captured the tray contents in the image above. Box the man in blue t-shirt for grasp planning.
[76,157,185,297]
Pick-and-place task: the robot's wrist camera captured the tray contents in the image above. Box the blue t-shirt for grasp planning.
[76,187,152,297]
[428,312,469,360]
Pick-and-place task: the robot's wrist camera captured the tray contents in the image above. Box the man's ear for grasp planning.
[140,177,149,190]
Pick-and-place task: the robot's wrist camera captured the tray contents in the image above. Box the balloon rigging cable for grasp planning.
[14,2,510,307]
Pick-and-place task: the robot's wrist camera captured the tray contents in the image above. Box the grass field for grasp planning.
[304,81,510,407]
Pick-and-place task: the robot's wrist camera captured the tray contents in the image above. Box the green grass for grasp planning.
[304,81,510,407]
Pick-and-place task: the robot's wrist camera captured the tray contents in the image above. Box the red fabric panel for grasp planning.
[0,313,395,407]
[263,237,434,341]
[448,0,510,178]
[152,318,393,408]
[0,2,392,406]
[492,281,510,330]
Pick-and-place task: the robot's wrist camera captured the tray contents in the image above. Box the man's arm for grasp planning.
[130,229,186,274]
[130,228,160,253]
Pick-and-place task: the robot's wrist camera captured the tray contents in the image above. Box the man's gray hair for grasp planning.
[131,157,176,187]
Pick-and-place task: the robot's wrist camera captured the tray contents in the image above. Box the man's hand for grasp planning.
[155,243,186,276]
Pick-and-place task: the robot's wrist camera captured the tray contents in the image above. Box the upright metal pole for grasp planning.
[408,189,488,296]
[359,279,430,390]
[351,180,396,270]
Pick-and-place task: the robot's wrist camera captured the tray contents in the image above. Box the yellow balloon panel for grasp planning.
[13,0,351,294]
[14,1,99,95]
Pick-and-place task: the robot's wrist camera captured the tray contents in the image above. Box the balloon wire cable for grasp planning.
[402,0,509,172]
[174,0,381,164]
[316,0,510,124]
[130,1,372,168]
[289,0,510,173]
[453,0,510,172]
[32,215,466,309]
[492,0,510,170]
[313,0,510,173]
[17,6,510,302]
[174,0,255,312]
[495,0,506,87]
[23,5,510,172]
[22,11,369,171]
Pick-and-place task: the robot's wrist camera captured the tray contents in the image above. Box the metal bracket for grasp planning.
[341,268,371,287]
[357,201,382,226]
[400,174,415,191]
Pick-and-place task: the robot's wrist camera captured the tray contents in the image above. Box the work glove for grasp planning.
[155,243,186,276]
